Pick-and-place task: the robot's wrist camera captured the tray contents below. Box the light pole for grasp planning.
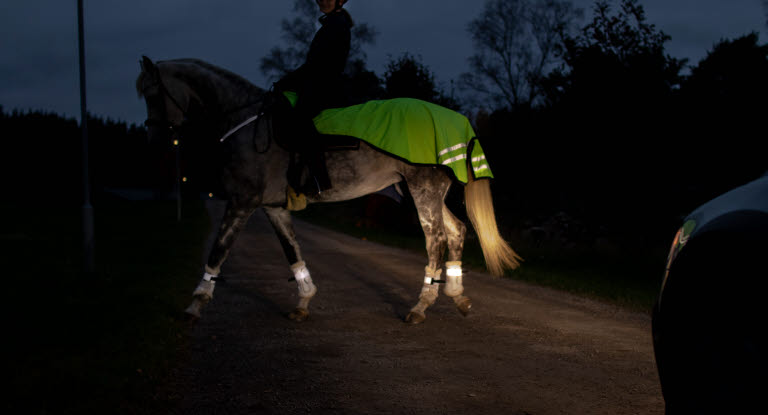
[174,139,181,222]
[78,0,94,272]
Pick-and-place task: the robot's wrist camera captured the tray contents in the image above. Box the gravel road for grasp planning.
[149,201,664,414]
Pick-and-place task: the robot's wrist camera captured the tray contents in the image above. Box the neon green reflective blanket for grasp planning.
[285,93,492,183]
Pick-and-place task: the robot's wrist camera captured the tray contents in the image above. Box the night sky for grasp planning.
[1,0,764,125]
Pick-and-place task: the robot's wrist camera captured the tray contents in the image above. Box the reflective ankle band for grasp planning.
[193,272,217,299]
[423,268,443,285]
[444,261,463,297]
[446,265,462,278]
[294,265,310,282]
[291,261,316,298]
[203,272,217,283]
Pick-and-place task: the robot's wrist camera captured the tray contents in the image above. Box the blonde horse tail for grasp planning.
[464,145,522,276]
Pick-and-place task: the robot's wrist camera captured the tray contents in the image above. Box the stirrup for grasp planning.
[285,186,307,211]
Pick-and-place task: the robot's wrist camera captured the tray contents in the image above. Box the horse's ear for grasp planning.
[141,55,154,72]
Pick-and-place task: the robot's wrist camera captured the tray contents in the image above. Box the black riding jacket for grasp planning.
[277,9,353,116]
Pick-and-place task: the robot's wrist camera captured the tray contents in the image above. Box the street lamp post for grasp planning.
[175,139,181,222]
[78,0,94,272]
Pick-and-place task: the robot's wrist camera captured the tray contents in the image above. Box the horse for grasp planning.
[136,56,521,324]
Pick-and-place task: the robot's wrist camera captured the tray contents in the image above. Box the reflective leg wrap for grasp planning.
[444,261,463,297]
[185,266,218,318]
[411,267,442,315]
[419,268,441,305]
[291,261,317,299]
[192,266,218,301]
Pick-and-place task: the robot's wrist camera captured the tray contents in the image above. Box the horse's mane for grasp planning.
[136,58,264,109]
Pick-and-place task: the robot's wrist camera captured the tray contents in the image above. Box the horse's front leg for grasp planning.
[263,206,316,322]
[185,201,255,319]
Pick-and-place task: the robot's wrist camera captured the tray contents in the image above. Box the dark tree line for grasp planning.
[0,108,171,203]
[474,0,768,247]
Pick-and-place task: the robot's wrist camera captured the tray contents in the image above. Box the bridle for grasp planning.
[142,76,187,137]
[141,70,271,153]
[142,73,264,143]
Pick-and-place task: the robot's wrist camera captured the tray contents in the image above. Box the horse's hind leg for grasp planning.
[404,169,451,324]
[443,205,471,316]
[263,206,316,322]
[186,201,256,319]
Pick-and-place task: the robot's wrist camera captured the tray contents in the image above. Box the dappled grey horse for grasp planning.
[136,57,520,324]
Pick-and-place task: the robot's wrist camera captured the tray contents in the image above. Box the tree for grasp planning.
[460,0,583,111]
[383,53,460,110]
[480,0,688,239]
[544,0,685,112]
[676,32,768,194]
[340,58,384,105]
[260,0,378,82]
[683,32,768,112]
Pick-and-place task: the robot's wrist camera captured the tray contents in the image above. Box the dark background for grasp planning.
[2,0,766,255]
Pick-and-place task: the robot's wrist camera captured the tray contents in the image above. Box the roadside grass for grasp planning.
[295,198,666,313]
[3,200,209,414]
[507,246,665,312]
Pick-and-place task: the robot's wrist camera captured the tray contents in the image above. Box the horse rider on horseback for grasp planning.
[275,0,353,198]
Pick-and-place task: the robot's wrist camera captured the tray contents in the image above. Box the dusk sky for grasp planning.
[1,0,765,125]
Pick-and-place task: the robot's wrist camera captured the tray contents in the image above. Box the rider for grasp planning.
[276,0,353,197]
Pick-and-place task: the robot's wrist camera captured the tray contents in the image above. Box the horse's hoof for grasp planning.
[456,297,472,317]
[288,307,310,322]
[405,311,426,325]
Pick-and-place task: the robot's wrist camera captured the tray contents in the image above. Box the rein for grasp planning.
[219,112,263,143]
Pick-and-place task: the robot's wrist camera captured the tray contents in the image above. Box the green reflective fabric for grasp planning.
[301,96,492,183]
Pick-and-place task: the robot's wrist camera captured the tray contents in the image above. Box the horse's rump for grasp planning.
[312,97,492,184]
[277,92,493,184]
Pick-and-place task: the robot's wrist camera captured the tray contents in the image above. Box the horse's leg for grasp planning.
[185,201,256,319]
[404,170,451,324]
[442,204,472,316]
[263,206,317,322]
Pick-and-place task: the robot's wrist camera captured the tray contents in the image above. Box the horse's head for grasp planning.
[136,56,203,143]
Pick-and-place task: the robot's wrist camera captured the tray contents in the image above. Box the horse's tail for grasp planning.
[464,142,522,276]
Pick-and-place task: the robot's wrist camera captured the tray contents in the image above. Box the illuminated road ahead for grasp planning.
[146,201,662,414]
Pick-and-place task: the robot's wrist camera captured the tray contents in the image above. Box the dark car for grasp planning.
[652,172,768,413]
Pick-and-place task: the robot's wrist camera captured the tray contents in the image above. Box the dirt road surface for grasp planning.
[151,201,664,414]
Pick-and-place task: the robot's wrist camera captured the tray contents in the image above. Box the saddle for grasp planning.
[269,91,359,153]
[268,91,359,205]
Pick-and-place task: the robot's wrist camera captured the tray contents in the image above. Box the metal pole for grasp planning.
[175,140,182,222]
[78,0,95,272]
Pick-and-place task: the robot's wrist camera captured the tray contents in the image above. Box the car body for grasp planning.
[652,172,768,413]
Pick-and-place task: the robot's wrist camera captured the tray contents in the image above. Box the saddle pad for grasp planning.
[286,93,493,183]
